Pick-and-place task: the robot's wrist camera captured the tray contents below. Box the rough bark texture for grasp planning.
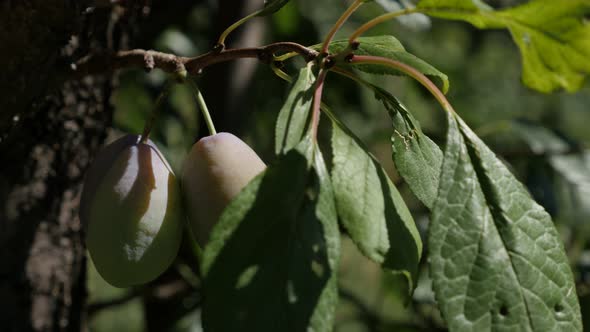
[0,1,130,331]
[0,77,112,332]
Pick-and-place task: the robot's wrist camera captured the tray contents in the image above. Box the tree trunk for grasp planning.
[0,2,135,330]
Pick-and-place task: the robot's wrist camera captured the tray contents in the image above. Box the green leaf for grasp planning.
[430,111,582,331]
[373,86,443,209]
[321,36,449,93]
[326,70,442,208]
[257,0,291,16]
[416,0,590,92]
[275,66,315,155]
[331,120,422,294]
[201,144,340,332]
[461,116,583,330]
[308,146,340,331]
[417,0,492,18]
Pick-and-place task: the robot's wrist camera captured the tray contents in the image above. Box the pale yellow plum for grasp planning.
[80,135,184,288]
[182,132,266,246]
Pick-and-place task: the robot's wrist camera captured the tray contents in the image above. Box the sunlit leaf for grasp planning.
[327,71,443,208]
[372,86,443,209]
[417,0,590,92]
[321,36,449,93]
[331,120,422,294]
[275,66,315,155]
[429,111,582,330]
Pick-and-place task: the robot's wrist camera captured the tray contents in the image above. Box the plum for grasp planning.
[181,132,266,246]
[80,134,184,288]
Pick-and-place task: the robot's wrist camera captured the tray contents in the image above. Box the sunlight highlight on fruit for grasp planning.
[182,132,266,246]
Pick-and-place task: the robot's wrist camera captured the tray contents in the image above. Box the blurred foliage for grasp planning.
[87,0,590,331]
[88,258,146,332]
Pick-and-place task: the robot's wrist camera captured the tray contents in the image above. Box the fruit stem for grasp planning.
[271,63,294,83]
[140,81,173,143]
[349,55,455,114]
[348,8,417,43]
[217,9,263,48]
[321,0,364,54]
[188,78,217,136]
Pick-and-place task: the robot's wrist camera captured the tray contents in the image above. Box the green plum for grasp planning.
[181,132,266,246]
[80,134,184,288]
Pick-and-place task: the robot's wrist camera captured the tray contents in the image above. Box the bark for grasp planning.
[0,0,86,136]
[0,2,134,331]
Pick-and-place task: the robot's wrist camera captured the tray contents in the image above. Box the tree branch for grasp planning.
[71,42,318,79]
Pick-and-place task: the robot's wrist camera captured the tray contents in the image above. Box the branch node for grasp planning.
[323,56,335,69]
[304,52,318,63]
[212,43,225,53]
[174,63,188,82]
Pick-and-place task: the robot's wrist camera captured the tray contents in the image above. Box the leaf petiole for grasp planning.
[310,69,328,142]
[349,55,454,114]
[321,0,364,54]
[216,9,263,48]
[348,8,418,43]
[270,62,294,83]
